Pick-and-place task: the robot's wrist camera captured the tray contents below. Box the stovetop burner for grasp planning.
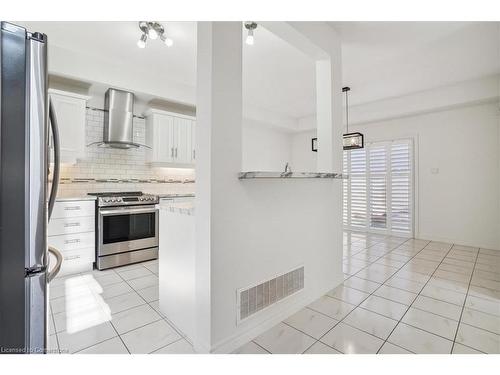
[88,191,159,207]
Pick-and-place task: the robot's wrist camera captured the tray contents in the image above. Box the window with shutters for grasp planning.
[343,139,413,236]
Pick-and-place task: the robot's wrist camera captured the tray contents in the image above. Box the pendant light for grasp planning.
[342,86,364,150]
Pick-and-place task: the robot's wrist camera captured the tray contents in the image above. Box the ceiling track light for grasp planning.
[244,21,257,45]
[137,33,147,48]
[137,21,173,48]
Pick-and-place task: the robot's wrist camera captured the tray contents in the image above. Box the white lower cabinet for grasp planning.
[49,200,95,277]
[145,109,195,167]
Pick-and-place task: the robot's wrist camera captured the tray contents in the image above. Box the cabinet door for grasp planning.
[50,93,87,163]
[190,120,196,164]
[173,117,192,164]
[155,114,175,162]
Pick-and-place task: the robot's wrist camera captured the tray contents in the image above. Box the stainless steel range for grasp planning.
[88,191,159,270]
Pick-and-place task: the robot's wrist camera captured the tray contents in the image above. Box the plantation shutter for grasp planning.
[342,138,413,236]
[368,143,387,229]
[343,151,349,226]
[390,140,412,233]
[349,148,367,228]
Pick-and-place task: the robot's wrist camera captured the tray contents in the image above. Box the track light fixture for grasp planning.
[137,21,173,49]
[160,33,173,47]
[244,22,257,45]
[137,33,147,49]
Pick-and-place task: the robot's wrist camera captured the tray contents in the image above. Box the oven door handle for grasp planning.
[99,207,158,216]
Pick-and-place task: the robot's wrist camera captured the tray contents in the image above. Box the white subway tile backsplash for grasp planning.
[57,109,195,197]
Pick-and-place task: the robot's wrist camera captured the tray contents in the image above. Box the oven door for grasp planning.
[98,206,159,256]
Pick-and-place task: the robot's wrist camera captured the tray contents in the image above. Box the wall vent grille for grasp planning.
[237,266,304,322]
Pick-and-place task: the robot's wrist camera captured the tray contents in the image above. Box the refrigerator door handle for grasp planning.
[48,98,60,220]
[47,246,62,283]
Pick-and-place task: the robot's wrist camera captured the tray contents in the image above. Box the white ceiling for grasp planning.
[17,21,197,87]
[15,21,500,122]
[331,22,500,106]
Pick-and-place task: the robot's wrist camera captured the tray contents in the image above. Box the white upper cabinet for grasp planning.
[145,109,195,168]
[49,89,90,164]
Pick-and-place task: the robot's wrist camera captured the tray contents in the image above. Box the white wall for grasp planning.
[357,102,500,249]
[305,102,499,249]
[291,130,317,172]
[242,120,292,171]
[196,22,344,353]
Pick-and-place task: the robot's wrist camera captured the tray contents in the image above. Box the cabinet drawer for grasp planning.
[61,247,95,262]
[49,247,95,277]
[52,200,95,219]
[48,232,95,251]
[48,216,94,236]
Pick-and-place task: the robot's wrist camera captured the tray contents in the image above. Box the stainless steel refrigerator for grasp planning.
[0,22,62,354]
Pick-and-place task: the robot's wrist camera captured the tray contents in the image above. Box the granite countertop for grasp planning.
[55,193,194,202]
[158,193,195,198]
[55,195,97,202]
[238,171,347,179]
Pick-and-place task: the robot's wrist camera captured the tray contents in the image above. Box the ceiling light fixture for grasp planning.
[148,25,159,40]
[342,87,364,150]
[137,21,173,48]
[137,33,147,49]
[160,34,173,47]
[244,22,257,45]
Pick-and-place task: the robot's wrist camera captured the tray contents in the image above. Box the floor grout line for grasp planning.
[450,245,480,353]
[374,241,456,353]
[52,261,193,354]
[108,322,131,354]
[257,234,413,354]
[149,337,185,354]
[119,265,190,345]
[251,341,273,354]
[51,233,498,355]
[308,235,422,353]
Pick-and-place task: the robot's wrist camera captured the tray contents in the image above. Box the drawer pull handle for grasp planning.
[64,222,81,227]
[64,206,81,211]
[64,255,81,260]
[64,239,81,244]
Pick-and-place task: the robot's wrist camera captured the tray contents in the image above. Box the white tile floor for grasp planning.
[48,260,196,354]
[49,231,500,354]
[234,231,500,354]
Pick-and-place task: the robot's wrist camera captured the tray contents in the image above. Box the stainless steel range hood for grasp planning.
[89,88,146,149]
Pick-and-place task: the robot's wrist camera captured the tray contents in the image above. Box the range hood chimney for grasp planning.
[103,88,141,149]
[88,88,147,149]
